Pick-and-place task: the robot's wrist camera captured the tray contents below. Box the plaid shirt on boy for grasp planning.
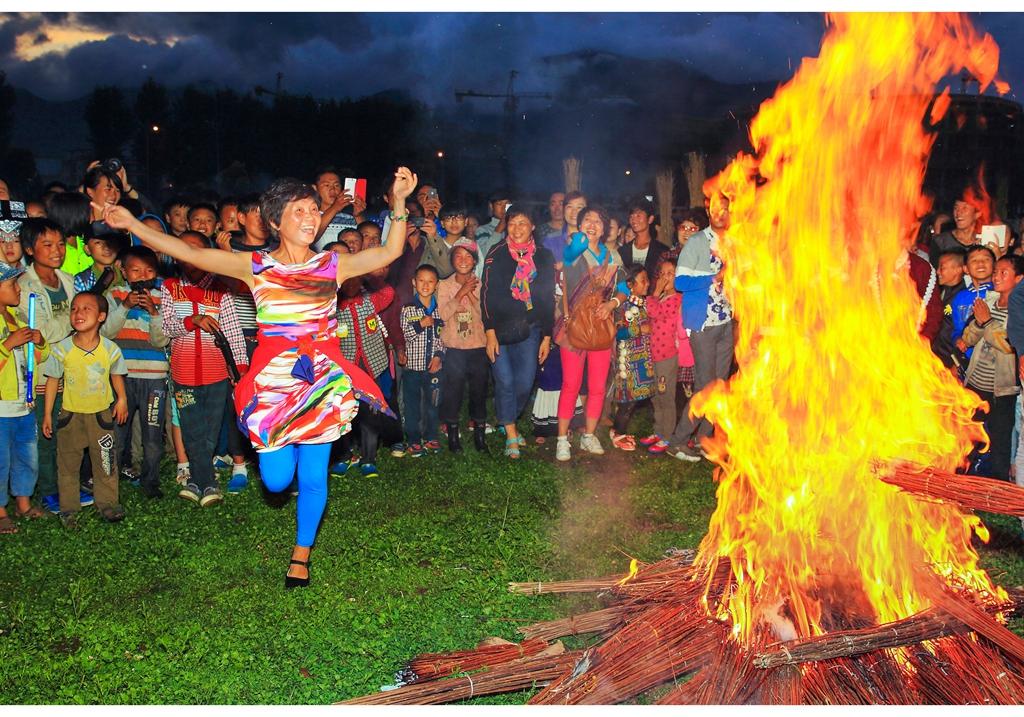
[400,295,445,372]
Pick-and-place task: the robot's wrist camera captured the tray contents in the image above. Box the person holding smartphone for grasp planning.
[474,190,512,278]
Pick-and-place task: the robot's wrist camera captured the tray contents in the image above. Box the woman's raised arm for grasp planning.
[98,203,254,287]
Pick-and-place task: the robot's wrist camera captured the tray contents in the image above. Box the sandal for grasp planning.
[0,515,18,534]
[609,431,637,452]
[504,438,521,459]
[285,558,311,589]
[14,504,46,519]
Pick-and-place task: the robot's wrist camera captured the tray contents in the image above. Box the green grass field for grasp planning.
[1,427,1022,704]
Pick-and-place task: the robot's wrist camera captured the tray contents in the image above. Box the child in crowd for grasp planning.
[608,265,655,451]
[437,238,488,452]
[358,221,383,250]
[1,199,27,269]
[105,246,169,499]
[163,198,190,238]
[961,254,1024,480]
[933,249,968,370]
[334,257,396,477]
[214,194,272,493]
[421,206,467,279]
[73,232,125,293]
[17,218,83,514]
[400,264,445,457]
[644,259,682,453]
[0,264,49,533]
[218,198,240,233]
[161,231,249,507]
[951,245,995,351]
[42,292,128,529]
[187,204,218,240]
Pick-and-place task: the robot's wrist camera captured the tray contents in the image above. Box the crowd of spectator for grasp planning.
[1,163,1023,544]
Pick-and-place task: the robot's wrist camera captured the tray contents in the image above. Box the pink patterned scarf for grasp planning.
[507,238,537,310]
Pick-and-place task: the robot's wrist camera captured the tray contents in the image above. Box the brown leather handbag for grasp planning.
[560,262,617,351]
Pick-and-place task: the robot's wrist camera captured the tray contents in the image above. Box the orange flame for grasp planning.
[693,13,1008,642]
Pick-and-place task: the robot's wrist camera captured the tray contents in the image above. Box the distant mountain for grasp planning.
[541,49,779,119]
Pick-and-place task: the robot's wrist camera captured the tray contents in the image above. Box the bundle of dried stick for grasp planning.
[397,637,550,684]
[341,649,580,705]
[518,605,627,642]
[877,463,1024,516]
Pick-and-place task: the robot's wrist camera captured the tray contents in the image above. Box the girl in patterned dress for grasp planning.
[609,264,655,451]
[95,167,418,588]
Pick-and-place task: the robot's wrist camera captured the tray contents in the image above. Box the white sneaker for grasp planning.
[555,437,571,462]
[579,433,605,455]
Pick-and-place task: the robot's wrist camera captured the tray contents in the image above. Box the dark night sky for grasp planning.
[2,12,1022,106]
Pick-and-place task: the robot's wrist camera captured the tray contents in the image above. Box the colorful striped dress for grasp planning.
[235,251,389,452]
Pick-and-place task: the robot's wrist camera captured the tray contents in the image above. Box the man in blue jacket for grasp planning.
[667,192,734,462]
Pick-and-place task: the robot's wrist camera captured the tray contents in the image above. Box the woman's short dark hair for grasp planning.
[259,179,320,241]
[45,191,92,238]
[577,205,610,243]
[504,207,535,231]
[82,166,121,193]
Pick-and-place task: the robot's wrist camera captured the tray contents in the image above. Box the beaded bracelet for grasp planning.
[389,210,410,222]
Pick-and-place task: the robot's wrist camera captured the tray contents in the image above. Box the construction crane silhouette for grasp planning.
[455,70,553,188]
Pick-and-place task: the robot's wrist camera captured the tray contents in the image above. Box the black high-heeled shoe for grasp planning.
[284,559,311,589]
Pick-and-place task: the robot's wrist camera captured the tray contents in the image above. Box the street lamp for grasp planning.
[146,124,160,195]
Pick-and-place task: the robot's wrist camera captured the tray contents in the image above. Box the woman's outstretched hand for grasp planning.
[391,167,418,204]
[92,202,135,231]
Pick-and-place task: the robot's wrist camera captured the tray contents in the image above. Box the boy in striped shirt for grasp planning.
[104,245,169,499]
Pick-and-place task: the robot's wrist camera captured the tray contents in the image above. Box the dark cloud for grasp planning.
[1,12,1022,107]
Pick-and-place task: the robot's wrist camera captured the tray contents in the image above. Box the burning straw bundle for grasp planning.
[563,156,582,193]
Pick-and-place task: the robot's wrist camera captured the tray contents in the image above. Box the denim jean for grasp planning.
[0,413,39,507]
[402,369,440,445]
[115,376,167,491]
[491,326,541,426]
[175,380,229,490]
[670,321,734,447]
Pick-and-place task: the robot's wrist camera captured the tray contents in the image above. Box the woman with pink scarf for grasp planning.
[481,208,557,458]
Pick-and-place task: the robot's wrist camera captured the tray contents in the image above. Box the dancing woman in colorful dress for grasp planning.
[96,167,417,588]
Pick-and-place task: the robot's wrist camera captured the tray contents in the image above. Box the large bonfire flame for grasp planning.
[693,11,1005,642]
[347,13,1024,706]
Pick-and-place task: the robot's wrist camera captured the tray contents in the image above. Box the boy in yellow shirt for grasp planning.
[42,292,128,528]
[0,264,49,534]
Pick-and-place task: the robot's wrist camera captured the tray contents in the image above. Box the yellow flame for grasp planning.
[693,13,1007,642]
[618,558,640,586]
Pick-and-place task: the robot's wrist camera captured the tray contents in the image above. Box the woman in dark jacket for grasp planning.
[481,207,556,458]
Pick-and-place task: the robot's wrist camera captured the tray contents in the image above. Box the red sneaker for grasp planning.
[638,434,661,447]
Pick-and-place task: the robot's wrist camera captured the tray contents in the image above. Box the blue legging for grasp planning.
[257,443,332,548]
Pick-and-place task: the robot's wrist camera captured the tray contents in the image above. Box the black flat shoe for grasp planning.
[447,424,463,453]
[284,559,311,589]
[473,425,487,452]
